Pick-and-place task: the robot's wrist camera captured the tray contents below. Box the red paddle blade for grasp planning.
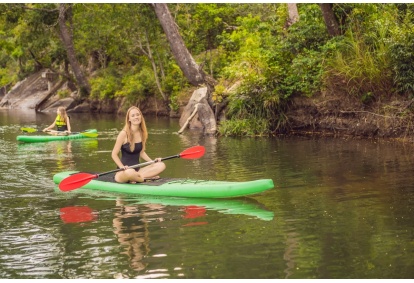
[59,172,97,191]
[179,145,205,159]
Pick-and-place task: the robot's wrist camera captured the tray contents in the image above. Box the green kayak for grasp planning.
[53,171,275,198]
[17,129,98,143]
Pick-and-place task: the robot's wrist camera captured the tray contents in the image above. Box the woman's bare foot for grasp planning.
[130,175,144,183]
[144,176,160,181]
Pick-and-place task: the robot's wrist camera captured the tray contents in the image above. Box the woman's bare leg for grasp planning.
[115,168,144,183]
[138,162,166,179]
[114,162,165,183]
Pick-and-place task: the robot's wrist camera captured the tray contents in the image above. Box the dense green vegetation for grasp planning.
[1,3,414,136]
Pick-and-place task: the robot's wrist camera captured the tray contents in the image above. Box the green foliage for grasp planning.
[223,80,287,135]
[283,50,324,98]
[212,82,226,103]
[220,15,274,84]
[168,95,179,112]
[389,4,414,96]
[390,34,414,96]
[89,68,122,99]
[0,65,18,86]
[174,3,238,54]
[73,4,136,67]
[90,64,163,102]
[161,61,189,96]
[275,4,329,98]
[218,118,269,137]
[218,4,326,134]
[57,89,71,98]
[115,66,156,101]
[285,4,329,53]
[324,4,398,101]
[0,3,63,80]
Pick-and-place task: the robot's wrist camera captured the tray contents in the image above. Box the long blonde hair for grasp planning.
[57,106,69,123]
[123,106,148,152]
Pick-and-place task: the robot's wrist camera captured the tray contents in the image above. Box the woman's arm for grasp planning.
[66,116,71,133]
[111,131,126,169]
[43,121,56,132]
[140,150,159,163]
[140,150,152,163]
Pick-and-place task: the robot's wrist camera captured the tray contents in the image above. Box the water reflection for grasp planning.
[17,140,75,172]
[128,195,274,221]
[2,110,414,279]
[283,231,299,279]
[60,206,98,223]
[181,206,208,227]
[113,198,154,272]
[60,188,275,222]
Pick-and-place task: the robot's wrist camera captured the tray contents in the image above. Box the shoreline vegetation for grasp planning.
[1,4,414,141]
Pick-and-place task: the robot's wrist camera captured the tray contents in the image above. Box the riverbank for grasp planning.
[286,90,414,143]
[1,69,414,142]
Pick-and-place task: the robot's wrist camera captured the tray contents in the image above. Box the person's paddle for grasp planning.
[20,127,98,138]
[58,145,205,192]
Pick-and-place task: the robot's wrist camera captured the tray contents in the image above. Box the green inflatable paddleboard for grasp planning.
[17,129,98,143]
[53,171,275,199]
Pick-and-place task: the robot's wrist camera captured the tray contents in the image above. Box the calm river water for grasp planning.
[0,109,413,279]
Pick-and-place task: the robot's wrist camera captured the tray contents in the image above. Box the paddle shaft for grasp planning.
[47,130,91,135]
[20,128,77,134]
[21,127,97,137]
[64,155,180,186]
[95,154,180,177]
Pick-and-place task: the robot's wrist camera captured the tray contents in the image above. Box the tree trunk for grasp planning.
[151,3,217,134]
[151,3,208,87]
[58,4,91,98]
[136,30,168,102]
[319,3,341,37]
[287,3,299,27]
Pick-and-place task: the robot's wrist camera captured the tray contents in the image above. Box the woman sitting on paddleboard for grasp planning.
[111,106,166,183]
[43,106,72,133]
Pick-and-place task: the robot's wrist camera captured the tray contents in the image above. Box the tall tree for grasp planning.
[319,3,341,36]
[151,3,217,134]
[287,3,299,27]
[58,3,90,98]
[151,3,214,88]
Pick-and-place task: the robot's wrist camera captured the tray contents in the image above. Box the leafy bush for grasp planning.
[390,34,414,97]
[389,5,414,97]
[322,4,400,101]
[0,63,18,87]
[57,89,71,98]
[89,68,122,99]
[218,118,269,137]
[115,67,155,101]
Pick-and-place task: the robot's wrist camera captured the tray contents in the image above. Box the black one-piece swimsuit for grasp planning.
[120,142,143,170]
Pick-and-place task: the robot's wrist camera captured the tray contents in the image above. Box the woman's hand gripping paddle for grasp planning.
[58,145,205,192]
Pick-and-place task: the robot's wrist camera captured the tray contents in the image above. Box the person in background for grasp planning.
[43,106,71,133]
[111,106,166,183]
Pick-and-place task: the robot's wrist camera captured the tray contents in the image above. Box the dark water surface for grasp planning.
[0,109,413,279]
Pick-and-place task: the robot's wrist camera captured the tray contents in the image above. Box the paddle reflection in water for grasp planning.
[60,206,98,223]
[182,206,208,227]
